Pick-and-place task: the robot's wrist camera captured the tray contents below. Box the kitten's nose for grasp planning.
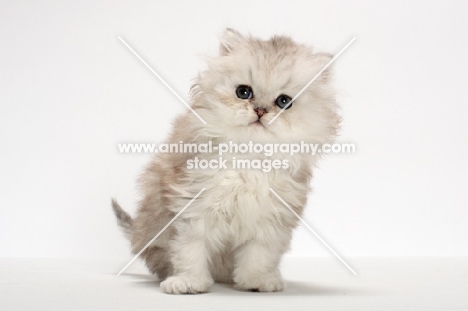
[255,108,267,118]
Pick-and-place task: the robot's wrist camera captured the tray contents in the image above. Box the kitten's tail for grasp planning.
[111,199,133,239]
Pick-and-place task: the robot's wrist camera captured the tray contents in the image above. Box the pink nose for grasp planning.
[255,108,266,118]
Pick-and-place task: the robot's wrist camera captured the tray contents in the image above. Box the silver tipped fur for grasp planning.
[112,29,340,294]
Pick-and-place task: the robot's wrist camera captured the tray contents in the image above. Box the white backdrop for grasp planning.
[1,0,467,259]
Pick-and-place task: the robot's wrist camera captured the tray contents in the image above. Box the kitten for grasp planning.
[112,29,340,294]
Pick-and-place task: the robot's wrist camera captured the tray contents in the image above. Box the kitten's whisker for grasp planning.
[117,188,207,276]
[269,188,357,275]
[117,36,208,125]
[268,36,356,125]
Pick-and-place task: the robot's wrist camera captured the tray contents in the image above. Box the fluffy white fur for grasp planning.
[112,29,340,294]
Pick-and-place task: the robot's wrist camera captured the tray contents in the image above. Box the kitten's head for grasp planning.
[192,29,340,144]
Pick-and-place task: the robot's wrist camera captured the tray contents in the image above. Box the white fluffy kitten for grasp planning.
[112,29,340,294]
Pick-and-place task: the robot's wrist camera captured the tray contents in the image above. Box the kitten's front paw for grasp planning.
[160,276,212,294]
[234,272,284,292]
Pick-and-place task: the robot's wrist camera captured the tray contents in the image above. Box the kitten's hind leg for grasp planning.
[210,251,234,284]
[233,228,291,292]
[142,246,172,281]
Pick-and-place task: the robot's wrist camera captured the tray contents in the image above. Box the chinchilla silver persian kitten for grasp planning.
[112,28,340,294]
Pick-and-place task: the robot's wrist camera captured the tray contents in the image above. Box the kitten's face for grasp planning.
[193,29,340,144]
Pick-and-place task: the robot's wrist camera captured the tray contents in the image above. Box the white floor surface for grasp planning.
[1,257,467,310]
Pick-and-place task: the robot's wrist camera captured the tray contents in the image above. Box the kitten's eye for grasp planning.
[275,94,293,109]
[236,85,253,100]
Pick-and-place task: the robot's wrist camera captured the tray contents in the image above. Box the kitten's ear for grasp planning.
[314,53,334,82]
[315,53,334,67]
[219,28,245,56]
